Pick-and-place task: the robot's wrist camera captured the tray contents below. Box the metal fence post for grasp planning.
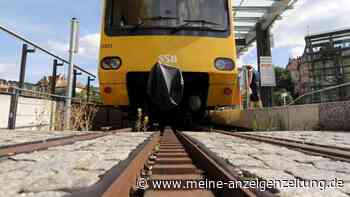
[72,69,82,98]
[244,66,250,110]
[8,88,19,129]
[50,59,63,131]
[7,44,35,129]
[51,59,63,95]
[86,76,95,102]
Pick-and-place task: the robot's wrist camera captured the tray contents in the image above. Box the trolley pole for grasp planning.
[65,18,79,130]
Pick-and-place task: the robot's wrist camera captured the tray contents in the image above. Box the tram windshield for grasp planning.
[106,0,229,35]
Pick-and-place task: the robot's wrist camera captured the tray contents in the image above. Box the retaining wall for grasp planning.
[0,93,60,130]
[0,93,122,131]
[0,94,11,128]
[210,101,350,131]
[16,97,56,129]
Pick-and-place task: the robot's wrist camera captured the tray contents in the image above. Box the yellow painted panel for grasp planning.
[208,73,240,106]
[99,36,238,84]
[98,0,239,107]
[208,84,235,106]
[209,109,242,125]
[100,83,129,106]
[210,73,238,85]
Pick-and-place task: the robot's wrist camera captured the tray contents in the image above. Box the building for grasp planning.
[55,75,86,97]
[287,28,350,103]
[0,79,38,95]
[286,57,310,96]
[0,75,86,99]
[304,28,350,103]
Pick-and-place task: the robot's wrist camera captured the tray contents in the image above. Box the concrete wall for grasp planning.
[0,93,121,131]
[0,93,57,130]
[209,101,350,131]
[287,104,319,130]
[0,94,11,128]
[16,97,56,129]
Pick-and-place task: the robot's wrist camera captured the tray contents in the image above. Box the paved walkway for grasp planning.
[241,131,350,149]
[0,132,153,197]
[0,130,95,147]
[186,132,350,197]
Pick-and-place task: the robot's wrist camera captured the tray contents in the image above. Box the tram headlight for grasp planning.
[215,58,235,71]
[101,57,122,70]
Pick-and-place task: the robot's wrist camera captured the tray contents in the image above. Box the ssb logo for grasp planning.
[158,55,178,64]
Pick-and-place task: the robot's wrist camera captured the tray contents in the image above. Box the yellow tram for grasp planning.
[98,0,240,121]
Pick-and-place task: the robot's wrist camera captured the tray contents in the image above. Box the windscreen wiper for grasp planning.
[130,16,179,32]
[143,16,179,21]
[183,19,222,26]
[171,19,225,34]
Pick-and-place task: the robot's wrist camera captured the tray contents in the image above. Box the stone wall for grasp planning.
[319,101,350,131]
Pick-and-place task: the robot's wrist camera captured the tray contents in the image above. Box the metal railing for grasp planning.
[3,87,100,130]
[5,87,101,104]
[288,81,350,105]
[0,24,96,78]
[0,23,100,129]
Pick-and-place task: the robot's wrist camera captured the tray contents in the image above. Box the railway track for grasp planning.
[9,127,347,196]
[97,128,274,197]
[0,128,131,157]
[216,130,350,163]
[142,129,216,197]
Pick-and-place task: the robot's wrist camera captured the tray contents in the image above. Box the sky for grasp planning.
[0,0,350,85]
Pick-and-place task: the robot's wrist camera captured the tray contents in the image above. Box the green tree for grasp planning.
[273,66,295,105]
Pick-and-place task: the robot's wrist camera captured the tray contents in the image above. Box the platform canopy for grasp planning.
[233,0,297,53]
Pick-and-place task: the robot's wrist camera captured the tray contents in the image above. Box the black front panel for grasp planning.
[126,72,209,115]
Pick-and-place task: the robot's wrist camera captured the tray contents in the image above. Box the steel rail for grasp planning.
[236,132,350,152]
[70,129,275,197]
[0,128,131,157]
[101,133,160,197]
[70,132,160,197]
[217,130,350,163]
[178,132,275,197]
[70,128,279,197]
[0,24,96,78]
[177,131,267,197]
